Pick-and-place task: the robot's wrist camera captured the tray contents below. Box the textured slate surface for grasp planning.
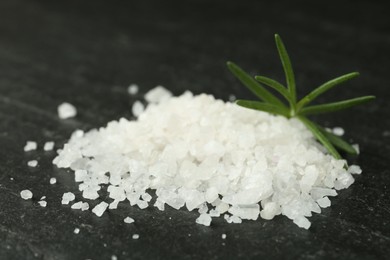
[0,0,389,259]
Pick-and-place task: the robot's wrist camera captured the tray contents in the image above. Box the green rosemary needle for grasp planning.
[227,34,375,160]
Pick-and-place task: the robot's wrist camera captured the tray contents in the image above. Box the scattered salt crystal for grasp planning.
[144,86,172,104]
[352,144,360,154]
[40,196,46,200]
[132,234,139,239]
[58,102,77,119]
[61,192,75,205]
[124,217,135,224]
[20,190,33,200]
[293,216,311,229]
[111,255,118,260]
[154,200,165,211]
[49,177,57,184]
[109,200,120,209]
[317,197,331,208]
[228,94,236,102]
[92,202,109,217]
[10,177,14,181]
[221,234,227,239]
[132,101,145,117]
[128,84,139,95]
[137,200,148,209]
[348,165,362,175]
[81,202,89,211]
[332,127,345,136]
[196,213,212,226]
[73,228,80,234]
[38,201,47,207]
[27,160,38,167]
[43,141,55,151]
[24,141,37,152]
[260,202,280,220]
[71,201,83,209]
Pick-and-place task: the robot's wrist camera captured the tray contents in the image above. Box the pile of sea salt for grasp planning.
[53,88,362,229]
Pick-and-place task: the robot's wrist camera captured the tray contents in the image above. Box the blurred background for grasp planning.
[0,0,389,259]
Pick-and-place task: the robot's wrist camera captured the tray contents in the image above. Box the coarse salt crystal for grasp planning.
[132,234,139,239]
[317,197,331,208]
[58,102,77,119]
[352,144,360,154]
[73,228,80,234]
[293,216,311,229]
[44,141,55,151]
[24,141,37,152]
[132,101,145,117]
[222,234,227,239]
[128,84,139,95]
[62,192,76,205]
[49,177,57,184]
[20,190,33,200]
[27,160,38,167]
[144,86,172,104]
[124,217,135,224]
[195,213,212,226]
[348,165,362,175]
[92,202,109,217]
[38,201,47,207]
[332,127,345,136]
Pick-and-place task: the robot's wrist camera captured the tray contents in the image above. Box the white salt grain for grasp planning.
[222,234,227,239]
[27,160,38,167]
[24,141,37,152]
[144,86,172,104]
[38,201,47,207]
[111,255,118,260]
[132,100,145,117]
[81,202,89,211]
[317,197,331,208]
[58,102,77,119]
[228,94,236,102]
[44,141,55,151]
[128,84,139,95]
[293,216,311,229]
[20,190,33,200]
[348,165,362,175]
[124,217,135,224]
[71,201,83,209]
[74,228,80,234]
[132,234,139,239]
[352,144,360,155]
[61,192,75,204]
[49,177,57,184]
[40,196,46,200]
[196,213,212,226]
[332,127,345,136]
[92,202,109,217]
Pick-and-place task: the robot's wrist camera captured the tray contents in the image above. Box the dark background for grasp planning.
[1,0,389,259]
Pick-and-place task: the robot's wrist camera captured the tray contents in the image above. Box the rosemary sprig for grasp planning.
[227,34,375,160]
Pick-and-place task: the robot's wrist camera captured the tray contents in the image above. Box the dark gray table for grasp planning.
[1,0,389,259]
